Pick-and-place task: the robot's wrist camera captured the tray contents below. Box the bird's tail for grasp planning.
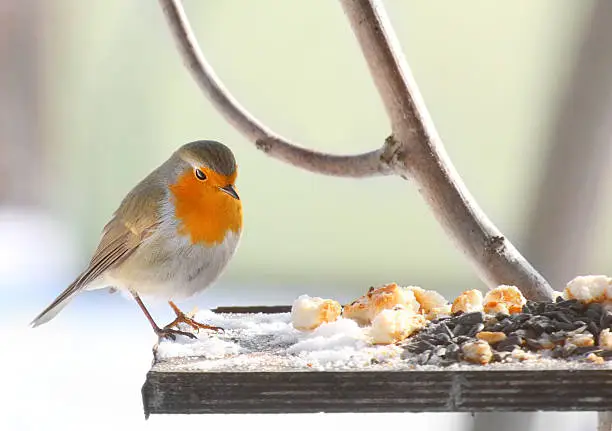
[30,282,80,327]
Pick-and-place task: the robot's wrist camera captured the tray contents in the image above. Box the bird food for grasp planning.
[400,296,612,366]
[287,275,612,367]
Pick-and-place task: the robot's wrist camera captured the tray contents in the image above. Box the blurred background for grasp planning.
[1,0,610,430]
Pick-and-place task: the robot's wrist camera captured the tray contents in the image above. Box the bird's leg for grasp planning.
[164,300,224,332]
[131,292,196,340]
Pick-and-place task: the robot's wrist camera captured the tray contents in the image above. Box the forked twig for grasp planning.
[159,0,390,178]
[158,0,554,301]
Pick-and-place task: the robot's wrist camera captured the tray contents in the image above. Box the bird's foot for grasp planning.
[154,326,197,341]
[165,301,224,333]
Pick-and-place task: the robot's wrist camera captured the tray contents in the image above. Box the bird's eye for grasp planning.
[194,168,207,181]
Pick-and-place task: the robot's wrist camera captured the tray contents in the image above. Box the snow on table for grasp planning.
[152,309,612,372]
[154,310,404,372]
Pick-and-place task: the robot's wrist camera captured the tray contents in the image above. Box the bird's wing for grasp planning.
[31,181,164,327]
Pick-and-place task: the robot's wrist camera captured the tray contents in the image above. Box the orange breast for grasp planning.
[169,170,242,246]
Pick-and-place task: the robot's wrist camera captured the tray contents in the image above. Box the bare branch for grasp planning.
[158,0,554,301]
[339,0,554,301]
[158,0,390,178]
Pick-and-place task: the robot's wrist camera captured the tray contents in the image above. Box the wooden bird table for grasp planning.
[141,306,612,421]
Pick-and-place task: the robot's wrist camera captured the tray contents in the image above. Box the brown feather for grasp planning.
[30,176,164,327]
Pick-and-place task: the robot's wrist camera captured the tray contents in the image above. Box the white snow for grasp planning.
[154,310,408,370]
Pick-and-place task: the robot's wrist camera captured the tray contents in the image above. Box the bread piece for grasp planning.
[451,289,484,314]
[483,285,526,315]
[408,286,450,320]
[564,275,611,303]
[344,283,420,325]
[291,295,342,331]
[371,306,427,345]
[462,340,493,364]
[599,328,612,350]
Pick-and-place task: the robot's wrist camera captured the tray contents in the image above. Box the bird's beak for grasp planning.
[219,184,240,200]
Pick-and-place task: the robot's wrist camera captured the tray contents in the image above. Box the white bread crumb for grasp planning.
[451,289,483,314]
[462,340,493,364]
[370,306,426,345]
[564,275,611,303]
[599,329,612,350]
[291,295,342,331]
[587,353,604,365]
[483,285,526,315]
[568,333,595,347]
[407,287,450,320]
[344,283,420,325]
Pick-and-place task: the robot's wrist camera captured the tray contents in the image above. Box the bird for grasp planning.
[31,140,242,339]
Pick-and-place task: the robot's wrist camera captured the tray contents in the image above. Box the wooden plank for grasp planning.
[142,367,612,417]
[211,305,291,314]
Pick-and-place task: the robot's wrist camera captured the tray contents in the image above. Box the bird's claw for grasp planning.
[155,327,197,340]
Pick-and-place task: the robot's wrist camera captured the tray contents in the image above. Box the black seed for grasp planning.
[588,321,600,338]
[570,302,586,313]
[502,320,522,334]
[445,320,457,329]
[487,323,505,332]
[452,324,468,337]
[585,309,602,323]
[544,304,557,313]
[553,321,575,331]
[556,299,580,309]
[454,335,472,344]
[588,302,604,312]
[595,350,612,359]
[551,346,564,358]
[525,339,542,351]
[511,313,531,324]
[419,335,441,345]
[492,351,511,362]
[434,333,452,345]
[562,344,577,358]
[550,331,568,342]
[496,312,510,321]
[575,346,599,355]
[543,311,571,324]
[586,303,603,319]
[525,317,548,336]
[513,329,528,338]
[406,340,436,354]
[416,350,433,365]
[496,334,522,352]
[445,343,460,360]
[573,321,588,330]
[434,346,447,357]
[430,315,452,325]
[433,322,454,338]
[601,311,612,329]
[456,311,485,326]
[467,323,485,337]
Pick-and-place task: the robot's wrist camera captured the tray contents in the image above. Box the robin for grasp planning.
[31,140,242,339]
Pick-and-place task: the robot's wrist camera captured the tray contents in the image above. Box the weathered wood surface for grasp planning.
[142,307,612,417]
[211,305,291,314]
[142,367,612,417]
